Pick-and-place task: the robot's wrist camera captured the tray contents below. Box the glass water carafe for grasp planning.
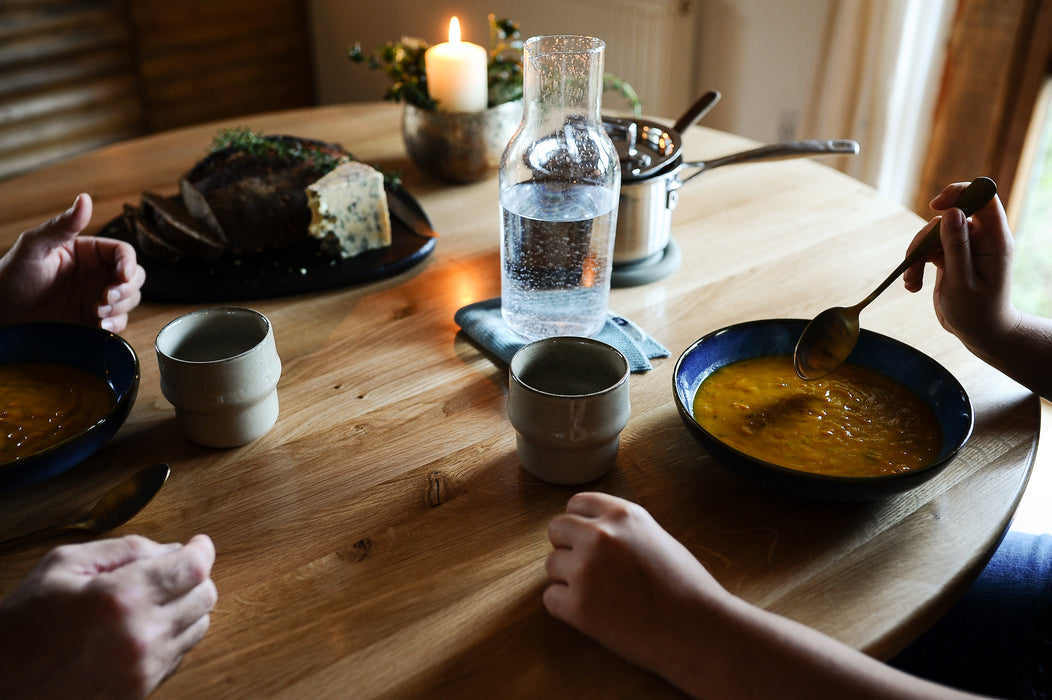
[498,35,620,340]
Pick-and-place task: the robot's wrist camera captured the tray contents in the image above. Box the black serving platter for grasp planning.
[102,184,436,303]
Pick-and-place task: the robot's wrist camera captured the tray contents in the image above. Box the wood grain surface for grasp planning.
[0,102,1040,698]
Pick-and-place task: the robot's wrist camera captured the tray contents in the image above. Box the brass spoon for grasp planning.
[793,176,997,380]
[0,462,171,551]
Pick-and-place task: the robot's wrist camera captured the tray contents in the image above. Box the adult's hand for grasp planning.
[0,193,146,331]
[0,534,217,699]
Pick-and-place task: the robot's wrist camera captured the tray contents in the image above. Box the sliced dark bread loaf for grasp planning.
[181,136,349,254]
[141,191,226,261]
[123,204,183,263]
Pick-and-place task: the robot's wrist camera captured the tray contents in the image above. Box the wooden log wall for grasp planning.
[0,0,315,182]
[0,0,142,181]
[129,0,315,133]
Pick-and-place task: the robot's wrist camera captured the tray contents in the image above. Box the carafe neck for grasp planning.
[522,35,606,126]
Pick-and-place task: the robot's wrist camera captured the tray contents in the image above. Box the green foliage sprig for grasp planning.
[486,16,523,107]
[349,16,641,115]
[603,74,642,116]
[348,36,435,110]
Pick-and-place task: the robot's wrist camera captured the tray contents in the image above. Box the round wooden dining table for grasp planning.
[0,102,1041,698]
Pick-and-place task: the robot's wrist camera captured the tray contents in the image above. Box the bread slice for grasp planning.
[141,191,226,261]
[123,204,184,263]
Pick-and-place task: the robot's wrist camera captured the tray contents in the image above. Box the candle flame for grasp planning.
[581,251,599,287]
[448,16,461,44]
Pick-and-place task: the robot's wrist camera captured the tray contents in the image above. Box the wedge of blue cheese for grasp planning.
[306,161,392,258]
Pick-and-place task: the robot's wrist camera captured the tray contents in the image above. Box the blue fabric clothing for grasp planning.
[890,531,1052,698]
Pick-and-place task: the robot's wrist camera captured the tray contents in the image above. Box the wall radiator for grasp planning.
[311,0,699,120]
[511,0,699,118]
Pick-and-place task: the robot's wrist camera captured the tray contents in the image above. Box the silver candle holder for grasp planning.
[402,99,523,183]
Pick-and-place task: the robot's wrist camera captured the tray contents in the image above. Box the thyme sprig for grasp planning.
[208,128,404,188]
[210,127,347,173]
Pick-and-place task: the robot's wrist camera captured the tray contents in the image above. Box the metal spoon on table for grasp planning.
[0,462,171,551]
[793,176,998,380]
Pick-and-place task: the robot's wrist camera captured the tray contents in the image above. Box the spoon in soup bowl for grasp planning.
[793,176,997,380]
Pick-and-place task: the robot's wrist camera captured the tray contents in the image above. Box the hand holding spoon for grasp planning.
[0,462,170,551]
[793,176,997,380]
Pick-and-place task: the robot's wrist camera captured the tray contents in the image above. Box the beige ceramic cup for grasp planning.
[507,337,631,485]
[155,307,281,448]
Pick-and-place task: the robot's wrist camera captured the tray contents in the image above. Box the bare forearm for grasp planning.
[545,492,988,699]
[668,594,981,700]
[966,311,1052,401]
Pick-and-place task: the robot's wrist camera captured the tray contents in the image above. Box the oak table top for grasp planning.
[0,102,1041,698]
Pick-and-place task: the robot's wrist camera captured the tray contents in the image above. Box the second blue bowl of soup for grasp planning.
[0,323,139,490]
[672,319,973,501]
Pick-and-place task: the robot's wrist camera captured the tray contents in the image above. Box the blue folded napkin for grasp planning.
[454,298,669,372]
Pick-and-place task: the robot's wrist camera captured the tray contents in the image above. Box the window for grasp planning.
[1011,77,1052,317]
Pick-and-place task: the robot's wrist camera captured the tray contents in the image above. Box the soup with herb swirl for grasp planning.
[691,355,941,477]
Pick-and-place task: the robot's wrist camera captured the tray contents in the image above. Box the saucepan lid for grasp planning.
[603,116,681,182]
[603,90,721,182]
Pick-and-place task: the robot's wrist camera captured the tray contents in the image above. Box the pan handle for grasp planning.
[672,90,721,134]
[678,139,860,187]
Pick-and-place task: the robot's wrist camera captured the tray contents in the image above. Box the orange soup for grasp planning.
[0,362,116,462]
[691,355,941,477]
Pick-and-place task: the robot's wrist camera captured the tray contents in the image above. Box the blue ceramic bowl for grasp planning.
[673,319,973,501]
[0,323,139,490]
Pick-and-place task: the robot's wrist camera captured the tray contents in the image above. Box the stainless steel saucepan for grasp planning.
[612,138,860,265]
[603,91,859,265]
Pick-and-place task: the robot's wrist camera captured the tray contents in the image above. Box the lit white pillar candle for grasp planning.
[424,17,488,112]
